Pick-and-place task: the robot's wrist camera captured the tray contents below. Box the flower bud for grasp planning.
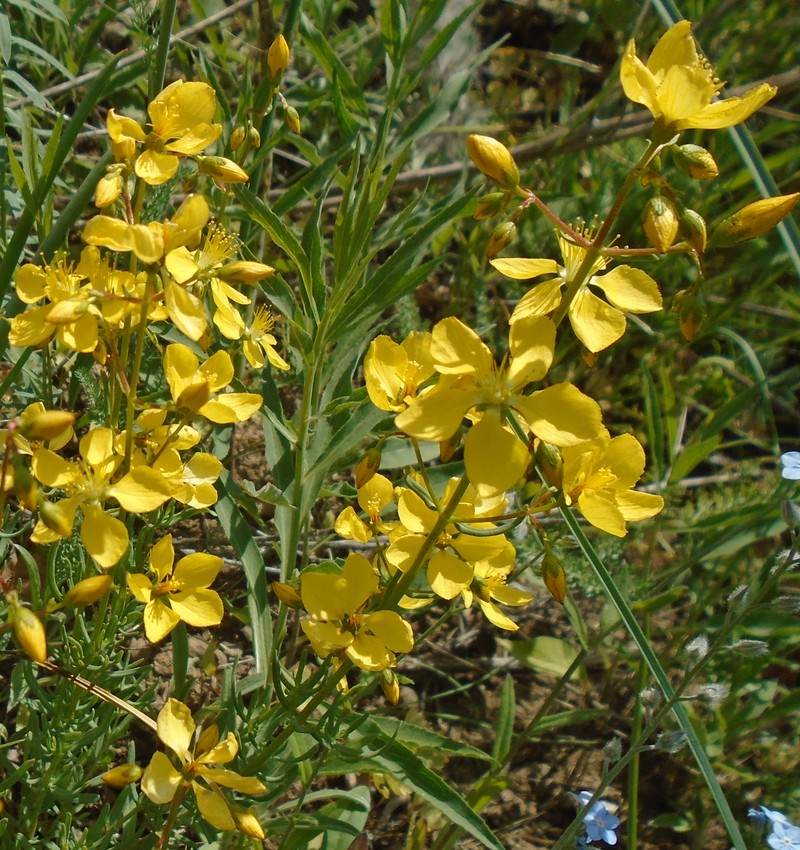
[541,553,566,604]
[439,427,462,463]
[39,499,74,538]
[467,135,520,190]
[355,447,382,490]
[229,126,246,151]
[729,639,769,656]
[268,34,290,78]
[272,581,302,608]
[102,764,142,789]
[485,221,516,259]
[644,196,679,252]
[284,105,301,134]
[535,441,562,489]
[196,155,250,185]
[111,137,136,163]
[473,192,508,221]
[232,807,265,840]
[12,457,38,509]
[381,670,401,705]
[94,171,124,208]
[711,193,800,247]
[17,408,76,441]
[217,261,276,282]
[679,208,707,253]
[655,730,687,753]
[64,575,113,607]
[671,144,719,180]
[672,288,705,342]
[12,605,46,663]
[247,126,261,149]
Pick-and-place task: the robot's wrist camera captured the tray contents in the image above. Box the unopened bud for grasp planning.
[229,126,246,151]
[12,457,37,509]
[284,105,301,134]
[64,575,113,607]
[711,193,800,247]
[640,686,661,710]
[39,499,74,538]
[685,635,709,659]
[729,639,769,656]
[485,221,516,259]
[694,682,730,706]
[473,192,508,221]
[102,764,142,788]
[94,171,124,208]
[12,606,46,663]
[218,261,275,282]
[541,553,566,604]
[268,34,290,79]
[776,595,800,614]
[644,196,679,252]
[655,730,687,753]
[680,208,707,253]
[381,670,401,705]
[535,441,562,489]
[197,155,250,185]
[247,126,261,148]
[17,408,76,441]
[727,584,749,606]
[232,807,265,839]
[783,500,800,530]
[603,737,622,763]
[672,144,719,180]
[672,289,705,342]
[467,135,520,190]
[272,581,302,608]
[355,447,382,489]
[439,427,461,463]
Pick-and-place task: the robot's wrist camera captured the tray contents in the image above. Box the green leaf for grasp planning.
[503,635,583,679]
[668,435,721,484]
[365,716,494,762]
[215,473,272,679]
[492,675,515,763]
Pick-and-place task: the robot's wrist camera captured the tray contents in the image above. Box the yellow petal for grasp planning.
[199,349,235,391]
[164,279,208,342]
[141,752,183,805]
[491,257,559,279]
[568,288,626,352]
[167,124,222,155]
[57,311,98,353]
[32,449,79,487]
[516,383,605,447]
[107,467,172,513]
[615,489,664,522]
[619,40,660,115]
[578,490,627,537]
[197,732,237,766]
[395,385,476,441]
[135,149,180,186]
[657,64,717,126]
[157,698,195,756]
[475,598,520,631]
[144,598,181,642]
[464,416,529,496]
[193,782,236,831]
[362,610,414,653]
[431,316,493,375]
[127,573,154,604]
[164,246,199,284]
[602,433,646,488]
[334,507,372,543]
[301,619,353,656]
[396,488,439,534]
[510,279,564,321]
[80,504,128,568]
[150,534,175,582]
[685,83,777,130]
[346,632,393,670]
[428,549,473,599]
[15,264,47,303]
[107,109,146,144]
[507,315,555,387]
[198,393,262,424]
[199,767,266,795]
[8,306,55,347]
[364,335,408,411]
[169,589,224,627]
[594,266,662,313]
[646,21,697,74]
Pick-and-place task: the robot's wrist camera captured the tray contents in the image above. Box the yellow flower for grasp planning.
[334,473,395,543]
[561,433,664,537]
[213,305,290,370]
[141,699,266,832]
[461,563,532,631]
[364,331,435,412]
[163,344,262,424]
[107,81,223,186]
[395,316,605,495]
[620,21,776,135]
[30,427,172,567]
[127,534,223,642]
[385,480,515,600]
[300,553,414,671]
[492,232,662,353]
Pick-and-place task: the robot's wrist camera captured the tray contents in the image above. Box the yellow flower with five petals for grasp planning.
[492,232,662,353]
[127,534,224,642]
[620,21,776,136]
[141,698,266,833]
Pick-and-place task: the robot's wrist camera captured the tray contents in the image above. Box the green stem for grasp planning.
[123,272,155,471]
[149,0,178,100]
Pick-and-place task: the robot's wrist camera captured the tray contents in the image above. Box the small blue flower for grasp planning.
[767,821,800,850]
[572,790,621,846]
[750,806,790,825]
[780,452,800,480]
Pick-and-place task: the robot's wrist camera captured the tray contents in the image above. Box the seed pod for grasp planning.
[541,553,566,604]
[680,208,707,253]
[485,221,516,259]
[473,192,508,221]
